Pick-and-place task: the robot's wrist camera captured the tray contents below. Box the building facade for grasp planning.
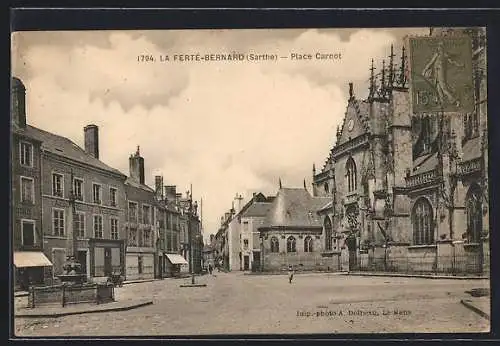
[239,194,273,271]
[258,187,334,272]
[33,122,128,280]
[11,77,51,289]
[124,147,157,280]
[312,27,489,274]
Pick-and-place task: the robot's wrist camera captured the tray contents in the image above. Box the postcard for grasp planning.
[11,26,490,336]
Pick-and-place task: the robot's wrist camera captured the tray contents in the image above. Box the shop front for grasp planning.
[88,239,125,278]
[13,251,53,290]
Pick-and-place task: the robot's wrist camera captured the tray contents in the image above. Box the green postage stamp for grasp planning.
[409,36,474,114]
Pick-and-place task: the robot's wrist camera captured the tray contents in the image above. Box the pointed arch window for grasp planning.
[466,184,482,243]
[287,236,296,253]
[270,236,279,253]
[324,216,333,251]
[304,236,313,252]
[412,198,434,245]
[346,158,357,192]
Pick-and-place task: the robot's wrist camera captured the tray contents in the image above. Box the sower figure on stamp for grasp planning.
[288,265,295,284]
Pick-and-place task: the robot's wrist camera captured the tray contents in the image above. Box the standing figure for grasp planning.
[208,263,213,275]
[288,265,295,284]
[422,41,464,107]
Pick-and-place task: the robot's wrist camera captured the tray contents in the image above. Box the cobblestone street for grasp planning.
[14,273,490,336]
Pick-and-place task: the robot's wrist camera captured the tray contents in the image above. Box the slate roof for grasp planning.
[462,136,482,162]
[260,188,330,229]
[125,177,155,193]
[242,202,273,218]
[23,125,125,177]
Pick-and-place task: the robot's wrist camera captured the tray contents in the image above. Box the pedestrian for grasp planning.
[208,263,213,275]
[288,265,294,284]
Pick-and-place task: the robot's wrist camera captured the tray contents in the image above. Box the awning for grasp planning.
[165,254,189,265]
[14,251,53,268]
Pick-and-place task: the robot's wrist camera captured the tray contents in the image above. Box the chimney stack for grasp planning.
[11,77,27,130]
[84,124,99,159]
[154,176,163,199]
[129,145,145,184]
[164,185,177,201]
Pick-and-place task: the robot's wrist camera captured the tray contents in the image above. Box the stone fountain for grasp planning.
[56,256,86,285]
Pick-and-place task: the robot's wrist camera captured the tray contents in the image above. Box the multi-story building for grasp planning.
[11,77,51,289]
[239,193,274,271]
[312,27,488,274]
[177,192,202,274]
[124,147,157,280]
[26,116,128,280]
[216,192,273,271]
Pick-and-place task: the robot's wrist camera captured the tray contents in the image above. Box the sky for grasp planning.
[11,27,429,241]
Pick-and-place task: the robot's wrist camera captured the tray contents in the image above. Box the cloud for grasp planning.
[11,27,429,240]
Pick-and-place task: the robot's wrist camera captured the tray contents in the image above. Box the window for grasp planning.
[143,205,151,224]
[466,184,483,243]
[21,220,35,246]
[243,239,249,249]
[92,184,101,204]
[128,228,137,246]
[111,218,119,240]
[346,158,357,193]
[128,202,138,222]
[464,114,480,141]
[270,236,279,253]
[243,221,249,232]
[53,209,65,236]
[52,173,64,197]
[287,236,297,253]
[138,256,143,274]
[172,232,178,251]
[412,198,434,245]
[20,177,34,203]
[75,212,85,238]
[304,236,313,252]
[109,187,117,207]
[20,142,33,167]
[93,215,103,238]
[143,229,151,247]
[73,178,84,201]
[324,216,333,251]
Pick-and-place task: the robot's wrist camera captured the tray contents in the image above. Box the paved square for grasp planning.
[14,273,490,336]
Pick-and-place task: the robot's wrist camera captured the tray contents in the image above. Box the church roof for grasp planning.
[260,188,330,229]
[412,152,439,175]
[462,136,482,162]
[24,125,126,177]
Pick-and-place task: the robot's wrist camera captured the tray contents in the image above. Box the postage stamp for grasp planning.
[409,36,475,113]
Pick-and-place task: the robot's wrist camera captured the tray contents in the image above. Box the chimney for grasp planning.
[84,124,99,159]
[175,192,182,205]
[164,185,177,201]
[11,77,27,129]
[154,176,163,199]
[129,145,145,184]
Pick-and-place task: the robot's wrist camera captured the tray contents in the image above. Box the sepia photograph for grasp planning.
[10,25,490,336]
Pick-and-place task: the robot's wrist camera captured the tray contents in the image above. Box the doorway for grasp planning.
[77,250,87,275]
[347,235,358,270]
[244,255,250,271]
[104,248,112,276]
